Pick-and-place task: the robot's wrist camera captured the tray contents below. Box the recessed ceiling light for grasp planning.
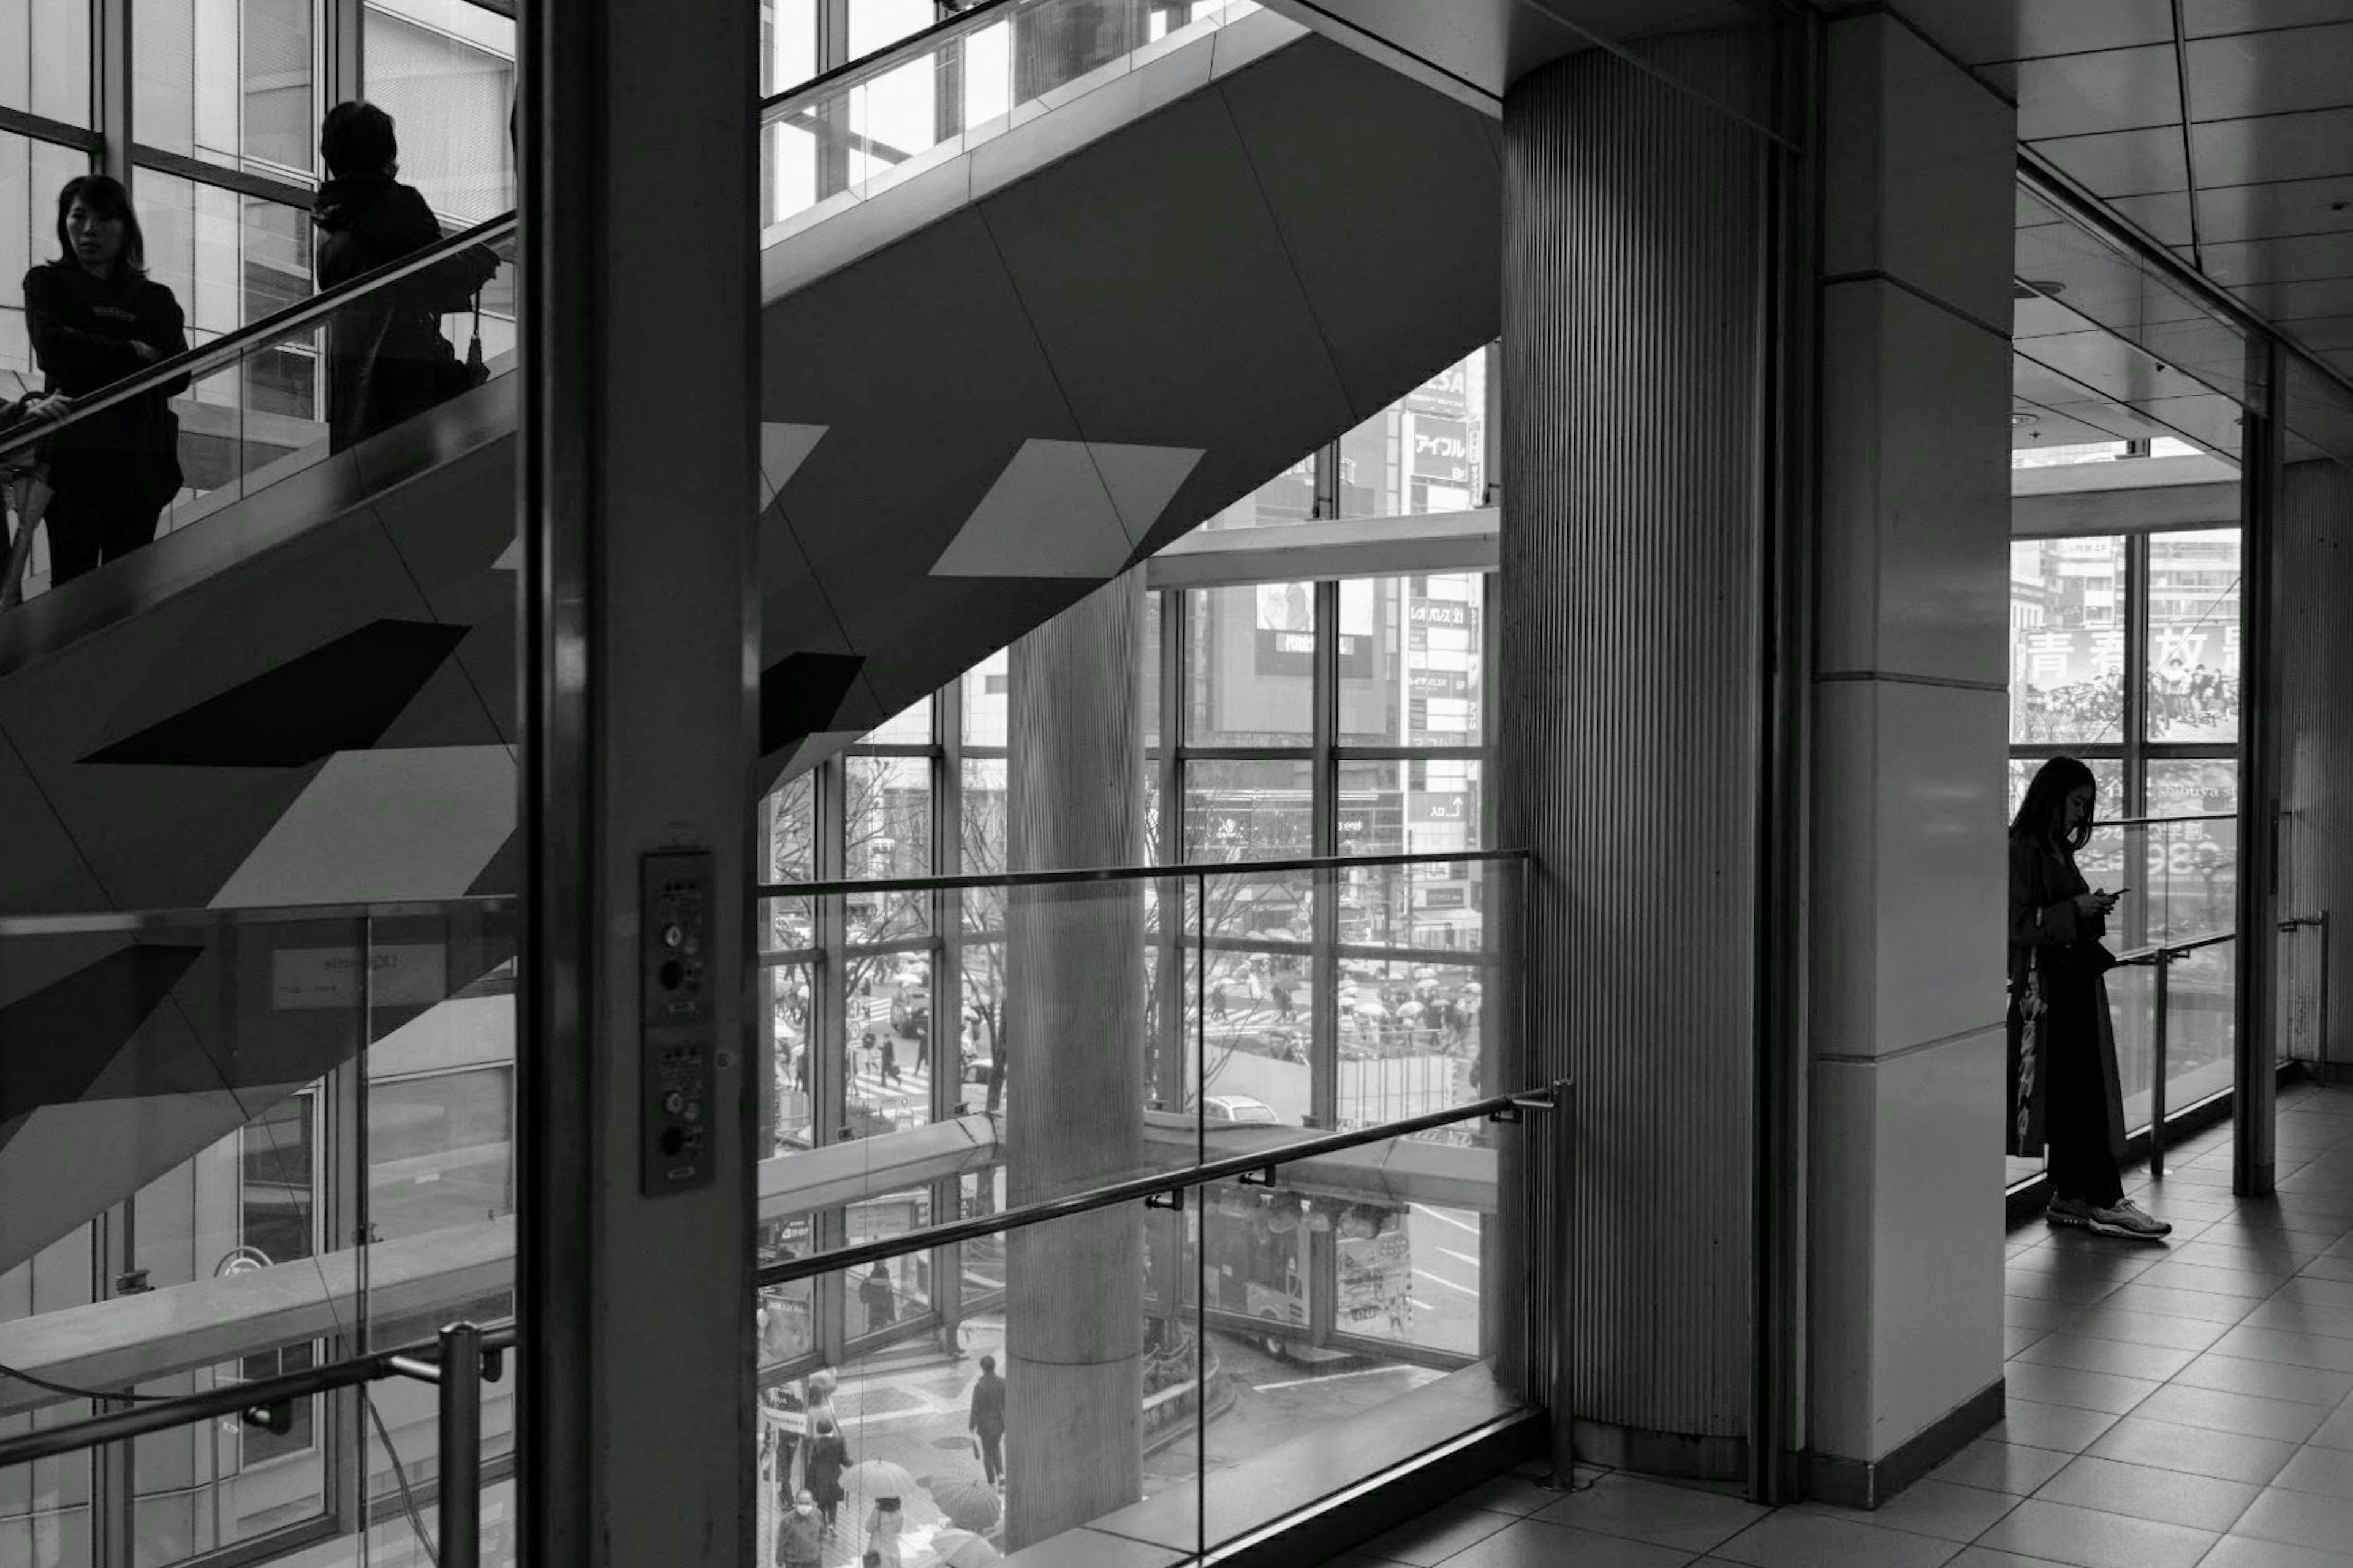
[2014,279,2068,298]
[2010,411,2037,427]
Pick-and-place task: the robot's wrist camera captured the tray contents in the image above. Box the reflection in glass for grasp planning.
[1186,583,1316,746]
[134,0,316,175]
[363,1,519,224]
[2009,536,2125,746]
[1339,574,1483,746]
[2145,528,2241,743]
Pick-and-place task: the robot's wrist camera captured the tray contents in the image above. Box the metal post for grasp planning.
[2150,951,2172,1178]
[438,1322,483,1568]
[2323,912,2335,1075]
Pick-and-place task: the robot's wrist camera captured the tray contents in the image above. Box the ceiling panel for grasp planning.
[2019,330,2219,406]
[2014,44,2183,140]
[2104,189,2196,245]
[2028,125,2189,197]
[2191,106,2353,187]
[2224,273,2353,322]
[2191,175,2353,243]
[2198,232,2353,287]
[1887,1,2175,67]
[2183,23,2353,122]
[2183,0,2353,38]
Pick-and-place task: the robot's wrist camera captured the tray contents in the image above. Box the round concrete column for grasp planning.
[1002,569,1148,1547]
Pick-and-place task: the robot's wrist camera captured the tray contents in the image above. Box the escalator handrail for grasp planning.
[0,210,519,468]
[3,0,1172,468]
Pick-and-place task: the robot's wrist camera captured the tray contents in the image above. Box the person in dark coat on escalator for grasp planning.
[22,175,187,585]
[313,101,498,452]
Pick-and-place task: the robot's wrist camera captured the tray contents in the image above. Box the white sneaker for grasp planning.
[2086,1198,2172,1240]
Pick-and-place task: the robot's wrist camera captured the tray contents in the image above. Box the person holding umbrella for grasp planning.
[862,1495,906,1566]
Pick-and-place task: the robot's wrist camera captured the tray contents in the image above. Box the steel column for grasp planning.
[2234,338,2284,1196]
[437,1322,483,1568]
[518,0,760,1566]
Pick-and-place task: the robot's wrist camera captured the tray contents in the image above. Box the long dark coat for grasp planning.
[2007,833,2128,1164]
[803,1430,849,1512]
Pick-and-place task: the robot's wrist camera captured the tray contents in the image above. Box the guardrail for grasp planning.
[4,1078,1575,1557]
[2115,928,2237,1176]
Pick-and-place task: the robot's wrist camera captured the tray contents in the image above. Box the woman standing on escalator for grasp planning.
[22,175,187,586]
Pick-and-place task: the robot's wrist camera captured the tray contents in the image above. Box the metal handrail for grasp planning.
[2115,928,2237,966]
[0,892,514,939]
[758,1080,1564,1289]
[0,211,519,467]
[760,846,1531,900]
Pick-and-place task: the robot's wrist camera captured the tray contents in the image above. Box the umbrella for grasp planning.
[927,1528,1002,1567]
[846,1458,918,1499]
[926,1477,1002,1532]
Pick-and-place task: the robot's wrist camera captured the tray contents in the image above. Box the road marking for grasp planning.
[1436,1246,1482,1270]
[1415,1268,1479,1298]
[1252,1365,1419,1392]
[1412,1205,1477,1234]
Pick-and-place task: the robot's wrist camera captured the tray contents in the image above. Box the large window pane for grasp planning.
[843,754,931,939]
[762,0,817,94]
[843,950,932,1136]
[0,0,93,127]
[1185,583,1313,746]
[1337,349,1487,517]
[2009,536,2125,746]
[863,695,934,747]
[1339,574,1483,746]
[1183,757,1313,862]
[961,646,1009,748]
[844,1190,934,1336]
[369,1069,514,1241]
[135,0,318,176]
[771,960,815,1149]
[1196,460,1314,531]
[364,1,517,224]
[1,134,93,381]
[2146,528,2241,743]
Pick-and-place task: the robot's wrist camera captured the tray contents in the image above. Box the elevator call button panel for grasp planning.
[641,850,717,1196]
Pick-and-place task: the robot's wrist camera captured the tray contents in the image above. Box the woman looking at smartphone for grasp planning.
[2007,756,2171,1240]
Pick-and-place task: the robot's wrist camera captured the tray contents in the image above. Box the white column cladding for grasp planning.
[1806,12,2016,1485]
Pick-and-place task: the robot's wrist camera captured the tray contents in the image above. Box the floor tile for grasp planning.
[1798,1478,2017,1543]
[2010,1332,2200,1382]
[2032,1452,2259,1532]
[2213,1325,2353,1373]
[2295,1256,2353,1283]
[2007,1297,2079,1331]
[2237,1301,2353,1343]
[1930,1437,2074,1495]
[1441,1518,1691,1568]
[1711,1510,1963,1568]
[2007,1274,2124,1306]
[2314,1404,2353,1452]
[2083,1414,2298,1485]
[2131,1384,2332,1442]
[2273,1444,2353,1500]
[2276,1278,2353,1312]
[2134,1262,2292,1299]
[1947,1550,2082,1568]
[1529,1473,1765,1553]
[2099,1282,2260,1325]
[1454,1474,1560,1518]
[1987,1399,2123,1453]
[2059,1306,2230,1352]
[2169,1352,2353,1407]
[1972,1496,2216,1568]
[2001,1360,2161,1416]
[1354,1504,1514,1566]
[2197,1534,2353,1567]
[2234,1486,2353,1554]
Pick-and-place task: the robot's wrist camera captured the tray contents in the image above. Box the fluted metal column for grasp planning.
[1498,28,1771,1477]
[1002,569,1147,1547]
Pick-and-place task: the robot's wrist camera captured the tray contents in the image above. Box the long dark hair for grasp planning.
[53,175,146,276]
[2010,756,2097,852]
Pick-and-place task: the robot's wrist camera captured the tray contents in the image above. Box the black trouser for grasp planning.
[46,487,162,585]
[2045,1014,2123,1208]
[977,1427,1003,1485]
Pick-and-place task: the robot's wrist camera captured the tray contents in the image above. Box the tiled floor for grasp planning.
[1322,1082,2353,1568]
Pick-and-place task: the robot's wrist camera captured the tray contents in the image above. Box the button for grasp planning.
[664,1092,684,1114]
[663,924,685,949]
[684,1100,702,1123]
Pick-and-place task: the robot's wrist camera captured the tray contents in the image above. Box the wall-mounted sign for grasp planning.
[273,943,449,1010]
